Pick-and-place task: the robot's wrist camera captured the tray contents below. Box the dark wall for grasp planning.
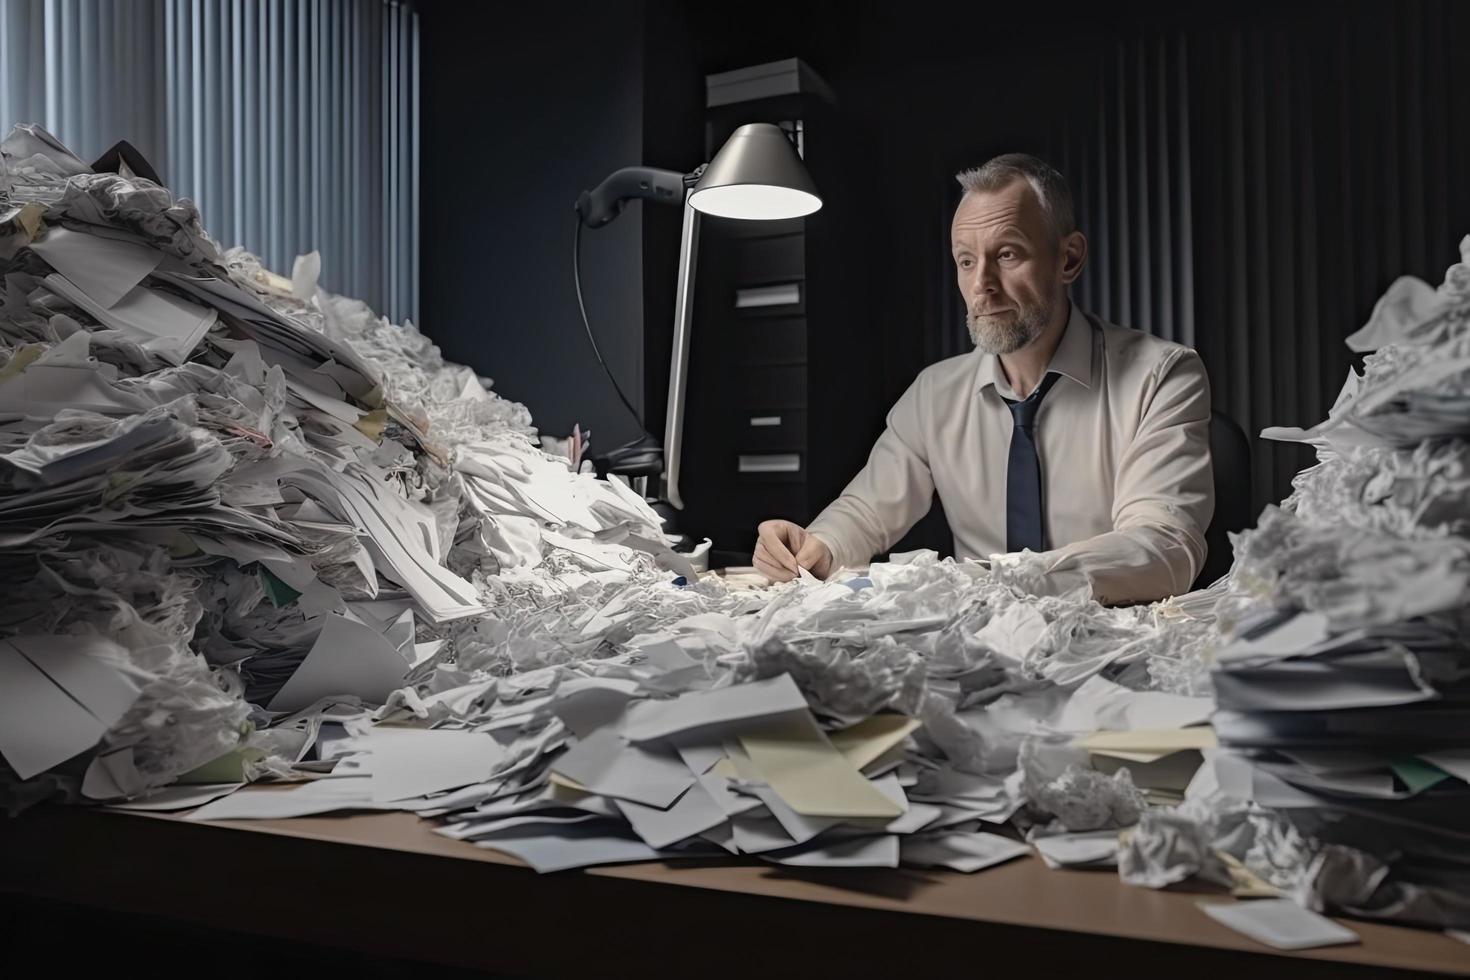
[418,1,649,450]
[670,0,1470,534]
[420,0,1470,556]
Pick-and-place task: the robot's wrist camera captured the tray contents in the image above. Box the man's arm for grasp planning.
[806,375,937,572]
[1037,348,1215,604]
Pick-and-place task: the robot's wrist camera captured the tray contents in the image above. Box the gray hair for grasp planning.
[955,153,1076,241]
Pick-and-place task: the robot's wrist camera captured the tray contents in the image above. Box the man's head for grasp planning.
[952,154,1087,354]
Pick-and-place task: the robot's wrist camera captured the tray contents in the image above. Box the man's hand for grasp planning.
[754,519,834,583]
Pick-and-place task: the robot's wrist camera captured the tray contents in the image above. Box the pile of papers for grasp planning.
[0,124,694,803]
[5,121,1467,935]
[172,555,1227,879]
[188,669,1035,874]
[1190,238,1470,929]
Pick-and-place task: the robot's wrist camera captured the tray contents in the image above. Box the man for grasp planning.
[753,153,1214,605]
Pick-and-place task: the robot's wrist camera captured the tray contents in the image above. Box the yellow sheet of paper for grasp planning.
[548,771,591,792]
[1091,748,1172,764]
[1075,726,1217,756]
[828,714,921,771]
[739,712,903,819]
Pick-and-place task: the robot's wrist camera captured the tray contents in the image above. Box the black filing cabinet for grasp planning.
[678,62,878,567]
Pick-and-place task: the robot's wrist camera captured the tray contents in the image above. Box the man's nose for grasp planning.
[969,260,1000,299]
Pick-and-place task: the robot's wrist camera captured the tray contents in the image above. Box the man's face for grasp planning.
[951,180,1067,355]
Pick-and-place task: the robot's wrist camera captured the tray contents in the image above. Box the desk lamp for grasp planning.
[575,123,820,515]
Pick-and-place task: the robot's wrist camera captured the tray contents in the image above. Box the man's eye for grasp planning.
[998,249,1017,261]
[958,258,973,269]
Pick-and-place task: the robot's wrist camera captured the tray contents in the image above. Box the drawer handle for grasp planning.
[734,283,800,309]
[749,415,782,427]
[738,453,801,473]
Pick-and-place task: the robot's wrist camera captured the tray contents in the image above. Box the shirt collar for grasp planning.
[976,301,1094,398]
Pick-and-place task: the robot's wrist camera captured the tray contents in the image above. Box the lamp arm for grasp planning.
[662,191,699,510]
[576,166,692,228]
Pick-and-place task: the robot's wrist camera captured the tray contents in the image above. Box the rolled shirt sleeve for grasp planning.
[1037,348,1215,603]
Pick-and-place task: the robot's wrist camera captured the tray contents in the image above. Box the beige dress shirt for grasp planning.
[806,303,1215,604]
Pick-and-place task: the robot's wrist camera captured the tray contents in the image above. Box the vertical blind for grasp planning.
[0,0,419,324]
[1055,33,1195,351]
[929,2,1470,516]
[1185,1,1470,512]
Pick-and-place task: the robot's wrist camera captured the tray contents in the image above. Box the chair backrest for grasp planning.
[1193,409,1254,590]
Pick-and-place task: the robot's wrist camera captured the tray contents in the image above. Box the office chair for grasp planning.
[1193,409,1254,591]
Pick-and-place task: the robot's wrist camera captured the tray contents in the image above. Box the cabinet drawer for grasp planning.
[735,232,805,284]
[736,452,805,484]
[739,410,807,451]
[735,317,806,365]
[732,281,804,317]
[735,365,806,409]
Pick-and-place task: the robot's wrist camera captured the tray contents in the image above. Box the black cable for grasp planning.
[573,215,645,431]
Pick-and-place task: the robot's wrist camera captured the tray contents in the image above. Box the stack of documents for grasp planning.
[189,668,1033,876]
[1210,610,1470,909]
[1200,237,1470,928]
[9,121,1469,932]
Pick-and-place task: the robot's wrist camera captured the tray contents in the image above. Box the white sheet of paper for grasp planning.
[1421,749,1470,784]
[0,635,140,779]
[473,822,662,873]
[109,782,245,812]
[901,832,1032,872]
[1032,830,1120,869]
[1198,898,1360,950]
[30,225,162,307]
[752,786,843,846]
[616,778,728,849]
[697,770,765,818]
[0,361,152,416]
[11,634,140,729]
[45,273,216,366]
[436,812,602,841]
[368,731,506,802]
[884,802,944,835]
[770,834,900,869]
[551,729,693,808]
[621,673,809,743]
[673,738,725,776]
[699,822,739,855]
[1217,611,1332,662]
[1057,675,1213,732]
[185,777,401,821]
[551,677,643,738]
[268,613,409,713]
[731,815,798,854]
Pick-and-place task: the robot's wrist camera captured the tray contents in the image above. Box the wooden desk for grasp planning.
[3,804,1467,977]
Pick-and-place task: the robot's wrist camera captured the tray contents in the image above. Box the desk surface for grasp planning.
[4,802,1468,977]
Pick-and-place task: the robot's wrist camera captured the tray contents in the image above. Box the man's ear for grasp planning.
[1059,231,1087,285]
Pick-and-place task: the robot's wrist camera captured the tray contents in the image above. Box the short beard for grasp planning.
[967,299,1053,355]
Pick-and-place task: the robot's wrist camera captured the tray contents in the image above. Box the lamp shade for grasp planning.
[688,123,822,220]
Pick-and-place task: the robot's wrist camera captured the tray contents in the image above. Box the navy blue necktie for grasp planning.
[1004,371,1061,553]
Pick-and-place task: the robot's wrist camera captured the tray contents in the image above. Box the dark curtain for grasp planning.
[1187,0,1470,512]
[927,0,1470,520]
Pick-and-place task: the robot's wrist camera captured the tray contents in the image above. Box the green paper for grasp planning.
[259,566,301,607]
[1393,757,1450,794]
[177,745,264,784]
